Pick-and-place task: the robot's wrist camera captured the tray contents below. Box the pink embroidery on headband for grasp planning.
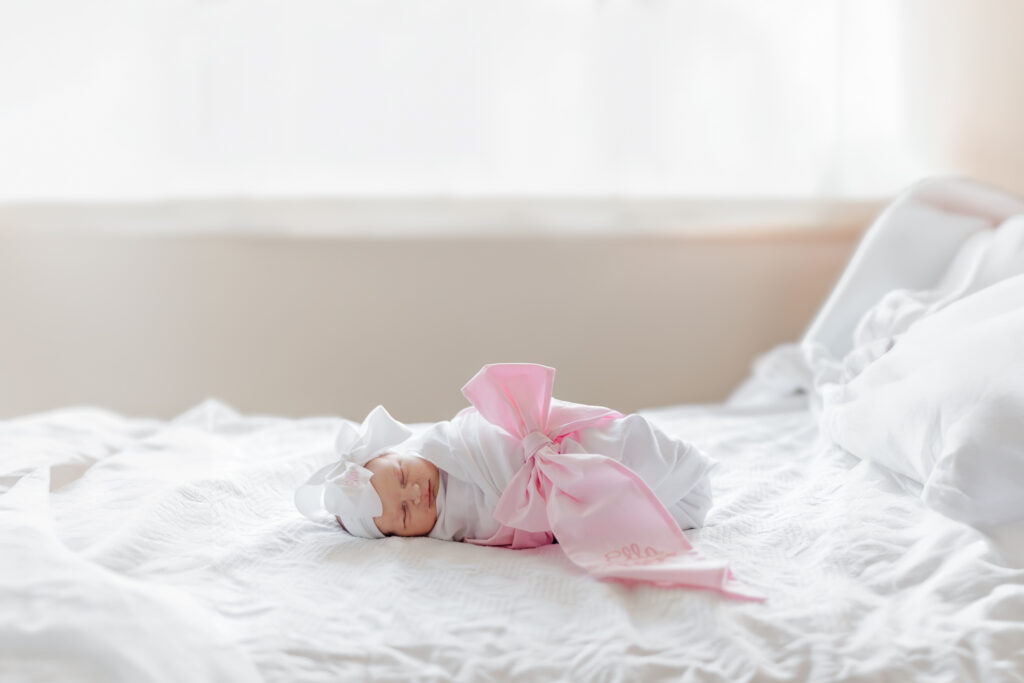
[341,466,363,487]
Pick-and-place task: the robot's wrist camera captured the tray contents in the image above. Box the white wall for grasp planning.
[901,1,1024,196]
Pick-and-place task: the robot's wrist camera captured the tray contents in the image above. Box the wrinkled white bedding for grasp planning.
[3,398,1023,682]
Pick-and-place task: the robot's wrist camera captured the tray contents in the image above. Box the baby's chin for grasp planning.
[406,512,438,537]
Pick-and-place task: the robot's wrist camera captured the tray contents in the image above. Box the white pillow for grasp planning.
[852,215,1024,351]
[821,273,1024,527]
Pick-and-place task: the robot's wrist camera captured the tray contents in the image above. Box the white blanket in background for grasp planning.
[802,176,1024,361]
[2,399,1023,682]
[732,178,1024,409]
[811,213,1024,391]
[819,271,1024,527]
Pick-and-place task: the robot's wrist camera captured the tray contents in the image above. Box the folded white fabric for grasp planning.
[820,271,1024,527]
[803,177,1024,361]
[852,215,1024,353]
[809,215,1024,394]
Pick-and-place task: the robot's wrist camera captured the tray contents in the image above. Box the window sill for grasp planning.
[0,197,884,240]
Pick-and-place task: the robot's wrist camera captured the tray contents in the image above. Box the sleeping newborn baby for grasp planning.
[296,366,712,541]
[296,363,755,598]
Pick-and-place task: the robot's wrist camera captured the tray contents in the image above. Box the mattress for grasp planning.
[3,395,1022,682]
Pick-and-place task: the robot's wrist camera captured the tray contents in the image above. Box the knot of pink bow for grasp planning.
[521,431,555,460]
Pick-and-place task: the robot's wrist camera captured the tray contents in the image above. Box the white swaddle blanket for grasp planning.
[396,403,716,542]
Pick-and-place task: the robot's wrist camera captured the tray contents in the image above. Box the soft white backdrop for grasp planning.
[0,0,939,203]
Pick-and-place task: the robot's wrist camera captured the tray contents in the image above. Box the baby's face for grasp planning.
[365,451,439,536]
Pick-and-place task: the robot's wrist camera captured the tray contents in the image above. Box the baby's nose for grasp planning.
[406,483,422,505]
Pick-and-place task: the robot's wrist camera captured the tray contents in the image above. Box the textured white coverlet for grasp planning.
[2,399,1023,682]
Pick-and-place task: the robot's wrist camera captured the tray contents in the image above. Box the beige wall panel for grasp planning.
[0,231,856,421]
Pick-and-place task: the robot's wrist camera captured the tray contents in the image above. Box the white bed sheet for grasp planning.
[2,398,1023,682]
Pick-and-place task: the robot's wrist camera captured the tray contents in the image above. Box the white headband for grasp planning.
[294,405,412,539]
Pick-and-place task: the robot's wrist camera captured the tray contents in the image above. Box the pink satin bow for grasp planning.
[463,363,762,601]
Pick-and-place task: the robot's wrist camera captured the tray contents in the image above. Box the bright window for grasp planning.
[0,1,925,203]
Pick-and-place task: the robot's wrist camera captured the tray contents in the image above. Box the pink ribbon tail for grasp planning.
[535,450,763,601]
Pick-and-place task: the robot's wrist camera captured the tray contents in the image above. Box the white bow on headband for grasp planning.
[294,405,413,539]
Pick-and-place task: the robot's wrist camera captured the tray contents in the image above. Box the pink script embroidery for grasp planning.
[604,543,677,567]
